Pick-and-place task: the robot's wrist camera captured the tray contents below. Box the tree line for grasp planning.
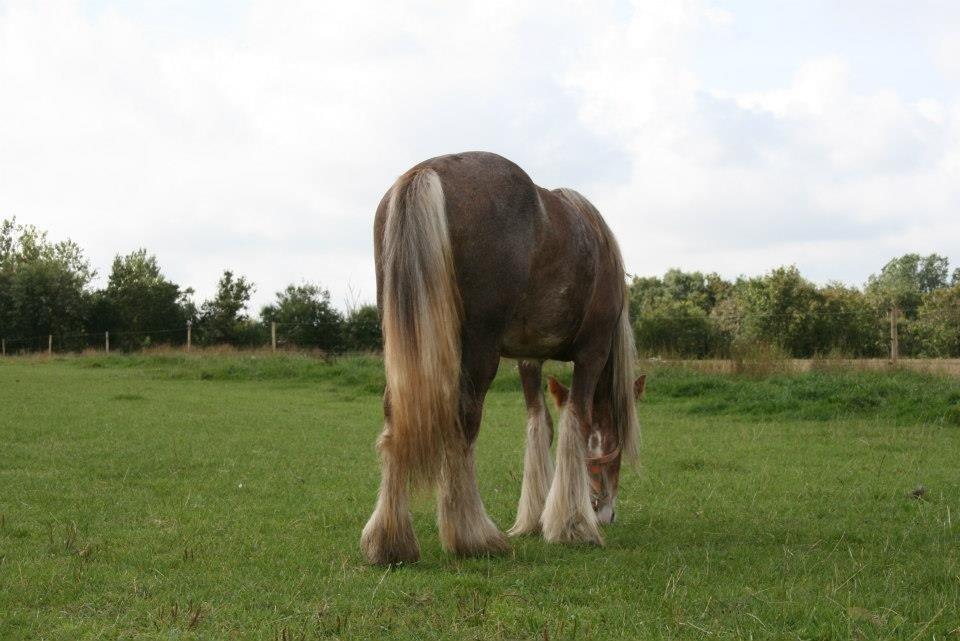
[3,217,959,357]
[0,218,379,353]
[630,256,960,358]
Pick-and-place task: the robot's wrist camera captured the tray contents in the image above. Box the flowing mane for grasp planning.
[553,187,639,461]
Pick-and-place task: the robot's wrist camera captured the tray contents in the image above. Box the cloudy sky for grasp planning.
[2,1,959,312]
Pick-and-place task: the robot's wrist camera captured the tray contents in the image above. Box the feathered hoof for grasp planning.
[452,530,511,558]
[361,522,420,566]
[441,519,511,557]
[541,510,604,546]
[507,515,542,537]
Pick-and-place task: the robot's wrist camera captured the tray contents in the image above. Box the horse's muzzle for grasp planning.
[595,502,616,524]
[587,445,620,524]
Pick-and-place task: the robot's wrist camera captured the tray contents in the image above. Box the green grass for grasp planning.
[1,354,959,639]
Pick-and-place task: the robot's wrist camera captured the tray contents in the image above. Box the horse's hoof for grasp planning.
[442,521,511,557]
[361,539,420,566]
[507,520,541,537]
[541,513,604,546]
[543,528,604,546]
[453,530,511,558]
[360,527,420,566]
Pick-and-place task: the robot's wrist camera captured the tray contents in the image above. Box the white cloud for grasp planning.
[0,0,958,317]
[563,11,960,286]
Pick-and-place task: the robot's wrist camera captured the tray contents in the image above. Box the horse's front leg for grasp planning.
[509,360,554,536]
[540,356,604,545]
[436,348,510,557]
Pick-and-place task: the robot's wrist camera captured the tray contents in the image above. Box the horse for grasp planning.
[361,151,640,565]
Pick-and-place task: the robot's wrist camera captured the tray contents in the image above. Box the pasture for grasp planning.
[1,354,959,640]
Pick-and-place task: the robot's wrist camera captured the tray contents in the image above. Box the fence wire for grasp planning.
[0,321,376,357]
[3,306,959,357]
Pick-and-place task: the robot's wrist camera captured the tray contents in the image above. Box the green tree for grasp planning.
[866,253,950,318]
[0,218,15,261]
[911,284,960,356]
[200,270,256,345]
[343,304,382,352]
[627,275,665,322]
[661,269,710,310]
[0,218,93,348]
[260,283,343,351]
[630,270,732,316]
[709,295,741,354]
[662,269,731,311]
[628,270,733,357]
[812,283,884,356]
[0,219,15,338]
[736,266,821,356]
[93,249,193,349]
[634,299,716,357]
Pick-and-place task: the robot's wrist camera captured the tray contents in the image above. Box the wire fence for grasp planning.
[0,322,376,358]
[2,306,958,359]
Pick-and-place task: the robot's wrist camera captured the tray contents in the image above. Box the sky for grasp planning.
[1,0,959,313]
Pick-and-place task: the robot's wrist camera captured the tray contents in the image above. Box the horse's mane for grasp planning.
[554,188,614,251]
[553,187,640,462]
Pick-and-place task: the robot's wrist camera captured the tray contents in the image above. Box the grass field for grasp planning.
[1,354,959,640]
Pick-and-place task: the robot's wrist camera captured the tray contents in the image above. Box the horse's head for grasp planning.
[546,374,645,524]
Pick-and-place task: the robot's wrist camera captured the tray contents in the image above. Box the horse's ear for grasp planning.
[634,374,646,400]
[546,376,569,408]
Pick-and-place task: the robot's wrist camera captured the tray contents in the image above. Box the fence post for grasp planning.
[186,320,192,352]
[105,331,110,354]
[48,334,52,356]
[271,321,277,353]
[889,306,900,364]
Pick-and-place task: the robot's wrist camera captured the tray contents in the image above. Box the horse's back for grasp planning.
[425,151,542,248]
[375,151,613,361]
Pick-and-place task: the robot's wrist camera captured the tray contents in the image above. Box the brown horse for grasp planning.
[361,151,640,565]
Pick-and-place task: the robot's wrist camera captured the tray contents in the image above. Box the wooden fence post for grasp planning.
[271,322,277,353]
[105,331,110,354]
[186,320,192,352]
[48,334,53,356]
[889,307,900,364]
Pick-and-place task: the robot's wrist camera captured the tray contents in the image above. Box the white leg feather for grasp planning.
[540,408,603,545]
[509,404,554,536]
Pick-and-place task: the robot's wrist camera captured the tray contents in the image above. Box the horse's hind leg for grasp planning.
[541,356,604,545]
[361,396,420,565]
[509,360,554,536]
[436,348,510,557]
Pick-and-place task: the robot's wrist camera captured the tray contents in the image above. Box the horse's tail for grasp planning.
[610,286,640,463]
[380,167,462,486]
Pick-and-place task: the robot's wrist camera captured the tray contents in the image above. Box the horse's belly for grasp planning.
[500,329,568,359]
[499,295,580,360]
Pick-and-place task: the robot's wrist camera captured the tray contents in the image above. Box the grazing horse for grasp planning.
[361,151,640,565]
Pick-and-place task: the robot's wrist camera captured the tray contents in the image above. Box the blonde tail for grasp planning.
[381,168,462,486]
